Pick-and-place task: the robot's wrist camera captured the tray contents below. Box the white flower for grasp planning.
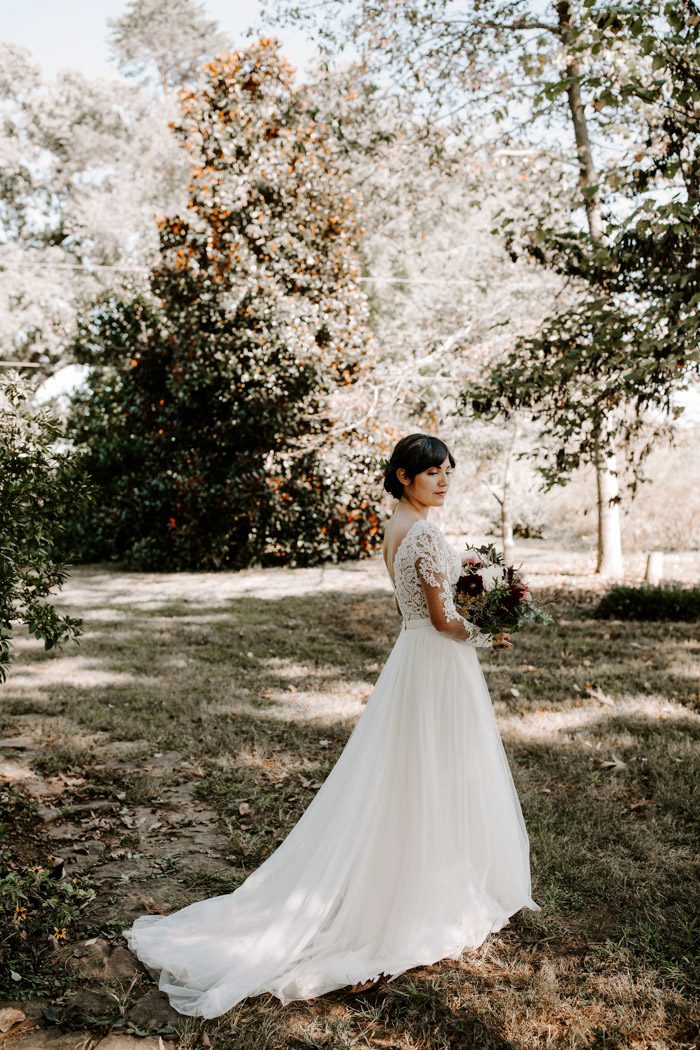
[479,564,506,591]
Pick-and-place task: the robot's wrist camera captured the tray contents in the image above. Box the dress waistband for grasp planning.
[402,617,432,630]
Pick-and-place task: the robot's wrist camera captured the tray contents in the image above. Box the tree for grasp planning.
[357,144,565,556]
[0,42,186,377]
[267,0,698,576]
[302,68,565,555]
[463,2,700,545]
[108,0,229,97]
[66,40,381,571]
[0,375,86,683]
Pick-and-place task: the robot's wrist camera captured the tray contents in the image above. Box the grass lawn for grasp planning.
[1,548,698,1049]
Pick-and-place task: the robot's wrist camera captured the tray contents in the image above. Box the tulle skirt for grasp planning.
[123,617,540,1018]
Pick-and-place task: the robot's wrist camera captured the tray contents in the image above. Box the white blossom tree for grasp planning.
[306,71,565,551]
[0,42,186,377]
[108,0,229,97]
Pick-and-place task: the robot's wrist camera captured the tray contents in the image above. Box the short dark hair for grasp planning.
[383,433,456,500]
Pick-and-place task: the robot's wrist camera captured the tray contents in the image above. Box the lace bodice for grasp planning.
[391,519,493,647]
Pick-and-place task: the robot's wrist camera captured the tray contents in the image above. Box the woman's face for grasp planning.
[398,456,453,507]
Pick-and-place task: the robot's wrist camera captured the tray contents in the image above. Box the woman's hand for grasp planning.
[493,630,513,648]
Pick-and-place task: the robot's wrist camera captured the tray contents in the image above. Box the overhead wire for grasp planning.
[4,260,482,286]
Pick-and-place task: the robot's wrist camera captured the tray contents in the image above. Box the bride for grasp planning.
[124,432,540,1017]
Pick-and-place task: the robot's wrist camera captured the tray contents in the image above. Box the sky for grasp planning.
[0,0,314,81]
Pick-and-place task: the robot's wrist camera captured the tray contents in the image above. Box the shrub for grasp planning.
[0,375,86,681]
[66,40,382,571]
[593,584,700,622]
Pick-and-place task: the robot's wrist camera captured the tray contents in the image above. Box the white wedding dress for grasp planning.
[124,518,539,1018]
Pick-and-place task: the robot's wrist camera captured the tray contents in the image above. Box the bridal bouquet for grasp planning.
[455,543,551,635]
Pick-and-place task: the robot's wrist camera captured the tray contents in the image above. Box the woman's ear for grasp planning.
[395,467,409,487]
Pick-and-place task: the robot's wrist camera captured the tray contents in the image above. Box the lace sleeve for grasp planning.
[414,526,493,647]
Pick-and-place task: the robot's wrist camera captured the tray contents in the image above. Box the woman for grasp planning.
[124,433,540,1017]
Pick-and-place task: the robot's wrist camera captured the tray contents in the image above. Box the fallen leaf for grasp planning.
[58,773,86,787]
[600,755,627,772]
[183,762,206,778]
[143,896,170,914]
[586,684,614,706]
[239,802,251,815]
[48,857,64,880]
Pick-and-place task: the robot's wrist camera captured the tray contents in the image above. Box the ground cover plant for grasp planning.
[594,585,700,623]
[0,551,698,1048]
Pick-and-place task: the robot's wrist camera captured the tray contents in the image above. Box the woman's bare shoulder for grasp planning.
[383,513,430,555]
[384,513,411,543]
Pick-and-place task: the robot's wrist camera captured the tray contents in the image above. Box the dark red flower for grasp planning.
[457,573,484,597]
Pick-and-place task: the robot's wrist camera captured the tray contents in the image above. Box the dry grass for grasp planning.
[1,545,698,1049]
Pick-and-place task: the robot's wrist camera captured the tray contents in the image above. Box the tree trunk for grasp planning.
[157,58,171,99]
[501,494,515,566]
[595,444,623,578]
[644,551,664,585]
[557,0,624,578]
[501,419,518,565]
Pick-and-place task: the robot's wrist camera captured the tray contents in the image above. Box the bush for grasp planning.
[512,520,545,540]
[593,584,700,622]
[65,41,383,571]
[0,375,87,681]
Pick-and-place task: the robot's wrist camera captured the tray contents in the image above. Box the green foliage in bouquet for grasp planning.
[594,585,700,623]
[0,376,86,682]
[65,39,382,571]
[456,543,551,634]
